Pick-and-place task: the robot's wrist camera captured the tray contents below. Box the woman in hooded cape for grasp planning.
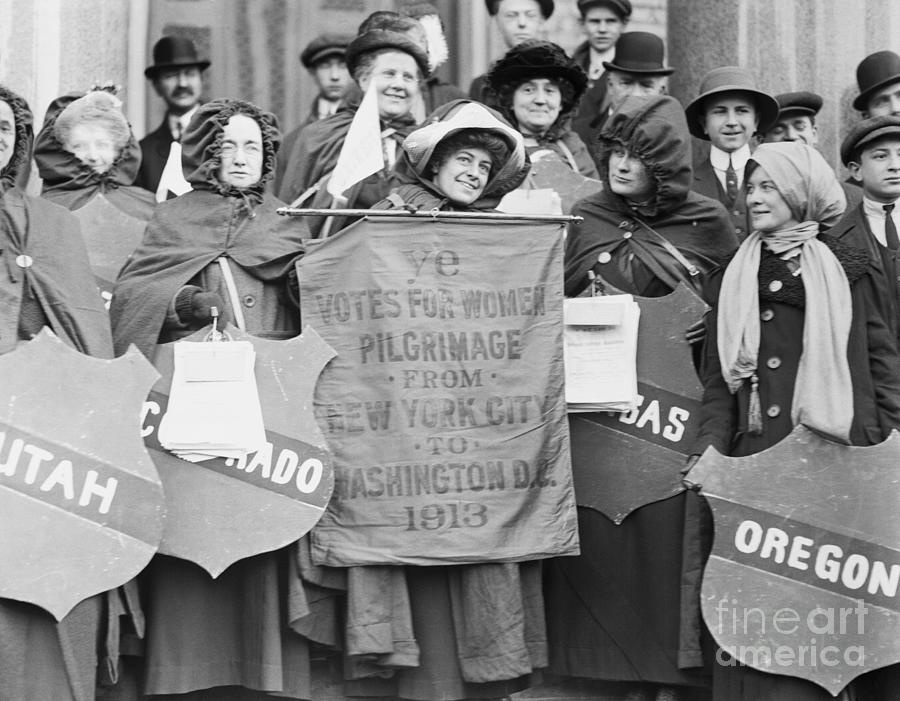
[0,85,124,701]
[110,99,313,700]
[545,94,738,700]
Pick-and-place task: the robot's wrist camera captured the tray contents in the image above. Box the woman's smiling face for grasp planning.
[433,146,492,205]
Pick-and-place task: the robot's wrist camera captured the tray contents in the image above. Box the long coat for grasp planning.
[691,234,900,700]
[691,153,751,240]
[134,119,173,195]
[569,41,608,170]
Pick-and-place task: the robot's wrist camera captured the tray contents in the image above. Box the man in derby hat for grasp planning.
[468,0,554,104]
[762,90,822,146]
[570,0,632,156]
[854,50,900,118]
[685,66,778,239]
[574,31,671,163]
[136,35,210,201]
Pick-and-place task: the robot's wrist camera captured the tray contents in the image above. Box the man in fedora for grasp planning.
[854,50,900,118]
[762,90,821,146]
[575,31,672,163]
[570,0,632,152]
[685,66,778,239]
[468,0,554,104]
[135,35,210,201]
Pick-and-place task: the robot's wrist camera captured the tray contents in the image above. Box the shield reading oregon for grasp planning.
[568,284,706,523]
[72,193,147,305]
[690,426,900,695]
[143,325,336,577]
[0,330,163,620]
[299,216,578,567]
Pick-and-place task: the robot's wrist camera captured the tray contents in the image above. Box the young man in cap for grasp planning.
[832,116,900,343]
[570,0,631,150]
[136,36,209,200]
[685,66,778,239]
[574,31,671,165]
[468,0,554,104]
[274,34,353,193]
[854,50,900,117]
[762,91,821,146]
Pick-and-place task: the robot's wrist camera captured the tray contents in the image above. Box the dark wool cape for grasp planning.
[546,95,738,690]
[110,99,304,358]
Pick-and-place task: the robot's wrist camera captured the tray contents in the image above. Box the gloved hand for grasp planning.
[685,316,707,345]
[174,286,229,326]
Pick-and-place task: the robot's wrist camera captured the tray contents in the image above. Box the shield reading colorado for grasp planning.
[298,216,578,566]
[691,426,900,695]
[72,193,146,305]
[0,330,163,620]
[144,325,336,577]
[569,284,706,523]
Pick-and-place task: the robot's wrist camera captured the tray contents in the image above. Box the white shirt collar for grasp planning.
[168,105,199,140]
[863,195,900,247]
[588,46,616,80]
[709,143,751,173]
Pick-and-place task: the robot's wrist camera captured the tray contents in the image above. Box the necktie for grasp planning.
[725,157,738,209]
[884,204,899,251]
[173,121,183,143]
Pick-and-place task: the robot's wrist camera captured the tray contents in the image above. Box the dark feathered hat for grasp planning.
[486,40,588,101]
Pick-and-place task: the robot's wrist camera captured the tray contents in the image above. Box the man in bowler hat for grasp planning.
[136,35,210,201]
[468,0,554,104]
[576,31,671,165]
[854,50,900,118]
[685,66,778,240]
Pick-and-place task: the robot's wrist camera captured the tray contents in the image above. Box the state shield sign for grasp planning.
[0,330,163,620]
[690,426,900,695]
[568,284,706,523]
[72,194,146,305]
[143,325,336,577]
[499,149,603,216]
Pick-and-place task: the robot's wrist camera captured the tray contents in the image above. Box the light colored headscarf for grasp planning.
[717,142,852,442]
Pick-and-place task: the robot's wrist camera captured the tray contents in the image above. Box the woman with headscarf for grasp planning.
[277,27,431,236]
[485,39,597,179]
[546,94,738,701]
[690,142,900,700]
[110,99,310,699]
[0,85,118,701]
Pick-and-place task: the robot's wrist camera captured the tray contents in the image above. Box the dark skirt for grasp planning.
[544,499,708,688]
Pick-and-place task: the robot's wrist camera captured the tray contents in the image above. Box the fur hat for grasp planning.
[486,40,588,102]
[345,28,431,78]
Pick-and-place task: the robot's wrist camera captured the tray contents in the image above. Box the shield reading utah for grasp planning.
[569,284,706,523]
[690,426,900,695]
[144,325,336,577]
[71,193,146,304]
[299,216,578,566]
[0,331,163,620]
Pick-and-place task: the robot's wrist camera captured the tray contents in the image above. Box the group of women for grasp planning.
[1,16,896,701]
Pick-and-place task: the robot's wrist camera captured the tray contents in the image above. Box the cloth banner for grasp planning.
[690,426,900,695]
[299,216,578,566]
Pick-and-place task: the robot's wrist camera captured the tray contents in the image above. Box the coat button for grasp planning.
[623,231,632,239]
[768,280,783,292]
[15,254,33,268]
[732,210,741,217]
[597,252,611,264]
[735,227,744,236]
[767,405,781,418]
[760,309,774,321]
[766,356,782,369]
[242,294,256,308]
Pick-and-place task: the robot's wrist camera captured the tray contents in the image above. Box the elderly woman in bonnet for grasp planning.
[277,26,431,236]
[486,39,597,178]
[691,142,900,700]
[0,84,117,701]
[375,98,529,211]
[34,88,154,217]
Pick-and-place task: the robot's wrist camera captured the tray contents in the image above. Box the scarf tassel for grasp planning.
[747,373,763,436]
